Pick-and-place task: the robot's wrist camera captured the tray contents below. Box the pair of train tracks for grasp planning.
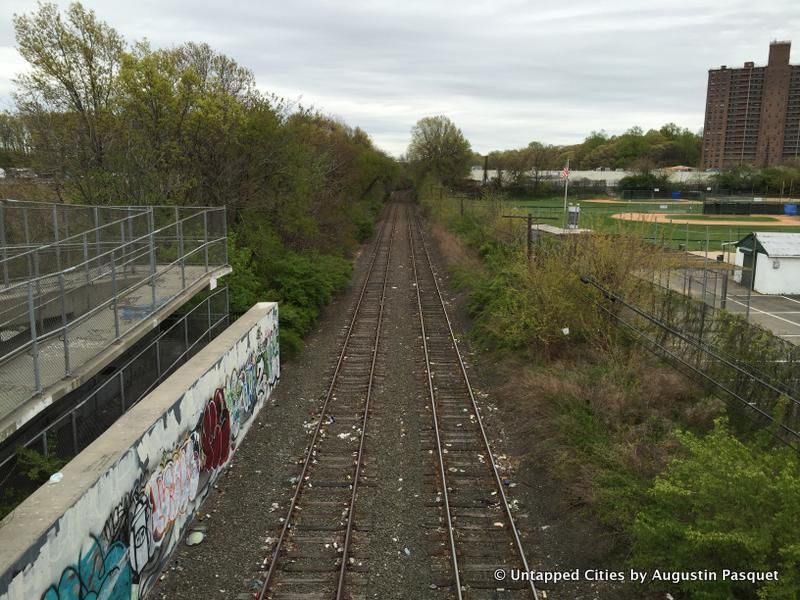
[257,204,397,600]
[257,202,537,599]
[410,210,538,599]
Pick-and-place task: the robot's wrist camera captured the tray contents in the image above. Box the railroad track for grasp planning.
[409,207,539,600]
[257,204,397,600]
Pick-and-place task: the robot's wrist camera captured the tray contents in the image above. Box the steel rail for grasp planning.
[410,208,539,599]
[258,204,397,600]
[407,207,463,599]
[335,199,396,599]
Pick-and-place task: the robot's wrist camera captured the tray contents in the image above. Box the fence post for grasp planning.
[697,232,710,364]
[685,222,689,252]
[24,209,32,280]
[746,267,753,322]
[0,202,8,287]
[184,315,190,361]
[222,208,229,266]
[721,271,728,310]
[33,249,42,333]
[203,210,209,273]
[225,285,230,326]
[527,213,533,260]
[28,282,41,394]
[128,213,135,274]
[93,206,101,261]
[149,208,157,310]
[59,273,70,376]
[111,252,120,339]
[119,371,126,413]
[207,296,212,342]
[178,213,186,289]
[71,411,79,456]
[53,204,61,272]
[83,233,90,287]
[119,219,126,276]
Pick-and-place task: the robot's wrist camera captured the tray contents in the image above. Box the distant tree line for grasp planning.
[6,2,400,352]
[712,164,800,196]
[476,124,703,178]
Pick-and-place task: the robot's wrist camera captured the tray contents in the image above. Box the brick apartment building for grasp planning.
[701,41,800,169]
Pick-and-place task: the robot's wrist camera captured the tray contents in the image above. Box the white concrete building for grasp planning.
[734,232,800,294]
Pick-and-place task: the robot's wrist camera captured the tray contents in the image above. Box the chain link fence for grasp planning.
[0,285,230,476]
[0,201,228,417]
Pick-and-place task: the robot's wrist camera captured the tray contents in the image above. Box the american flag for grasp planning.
[560,164,570,179]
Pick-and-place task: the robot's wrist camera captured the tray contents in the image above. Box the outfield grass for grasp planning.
[465,196,800,251]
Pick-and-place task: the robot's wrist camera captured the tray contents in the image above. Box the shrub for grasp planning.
[632,419,800,599]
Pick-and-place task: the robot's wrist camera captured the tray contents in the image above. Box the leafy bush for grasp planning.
[223,218,354,356]
[264,252,351,355]
[632,419,800,599]
[0,438,67,520]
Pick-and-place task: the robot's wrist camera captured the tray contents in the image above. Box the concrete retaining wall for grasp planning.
[0,301,279,600]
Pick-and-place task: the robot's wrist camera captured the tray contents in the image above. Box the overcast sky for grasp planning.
[1,0,799,156]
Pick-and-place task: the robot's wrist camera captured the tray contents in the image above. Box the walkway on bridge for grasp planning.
[0,200,230,440]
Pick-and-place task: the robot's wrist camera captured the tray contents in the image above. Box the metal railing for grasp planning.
[0,286,230,472]
[0,202,228,417]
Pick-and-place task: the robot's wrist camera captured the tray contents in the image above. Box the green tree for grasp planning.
[13,2,124,197]
[0,111,30,166]
[632,420,800,599]
[10,1,400,357]
[407,115,472,185]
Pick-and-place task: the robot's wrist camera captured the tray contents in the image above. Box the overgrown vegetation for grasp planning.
[0,436,68,520]
[2,2,400,353]
[419,180,800,598]
[633,419,800,599]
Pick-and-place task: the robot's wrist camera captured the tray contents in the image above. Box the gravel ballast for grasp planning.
[154,202,635,599]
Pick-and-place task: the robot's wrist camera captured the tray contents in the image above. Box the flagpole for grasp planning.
[562,158,570,229]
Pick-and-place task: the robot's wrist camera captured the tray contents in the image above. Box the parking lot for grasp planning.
[723,292,800,344]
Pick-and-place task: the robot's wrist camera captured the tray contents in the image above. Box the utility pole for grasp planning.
[527,213,533,260]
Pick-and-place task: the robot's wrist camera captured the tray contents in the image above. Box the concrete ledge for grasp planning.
[0,300,278,600]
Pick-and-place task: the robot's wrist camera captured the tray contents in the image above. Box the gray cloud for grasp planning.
[0,0,799,155]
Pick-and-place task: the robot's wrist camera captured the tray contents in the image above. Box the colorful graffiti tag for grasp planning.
[42,536,131,600]
[147,434,201,542]
[200,390,230,470]
[33,308,280,600]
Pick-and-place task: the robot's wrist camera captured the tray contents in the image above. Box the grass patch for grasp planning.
[459,196,800,252]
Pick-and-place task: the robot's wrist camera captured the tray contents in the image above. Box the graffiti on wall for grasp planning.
[146,433,201,543]
[41,535,131,600]
[201,390,230,470]
[30,307,280,600]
